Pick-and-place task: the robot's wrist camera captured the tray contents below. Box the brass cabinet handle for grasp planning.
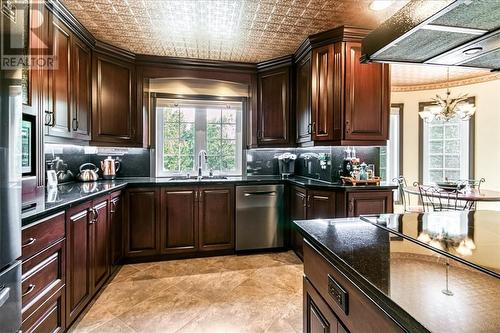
[345,120,351,134]
[349,199,354,214]
[199,190,203,201]
[110,200,117,214]
[22,237,36,248]
[22,284,36,297]
[312,122,316,134]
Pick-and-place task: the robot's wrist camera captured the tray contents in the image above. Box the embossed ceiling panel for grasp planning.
[61,0,408,62]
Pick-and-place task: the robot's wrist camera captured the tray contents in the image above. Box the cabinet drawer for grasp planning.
[303,241,402,333]
[21,286,65,333]
[22,240,65,320]
[22,211,65,260]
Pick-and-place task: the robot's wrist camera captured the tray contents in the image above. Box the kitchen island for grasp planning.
[294,211,500,333]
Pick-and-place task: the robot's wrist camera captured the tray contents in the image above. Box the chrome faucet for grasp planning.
[197,150,208,179]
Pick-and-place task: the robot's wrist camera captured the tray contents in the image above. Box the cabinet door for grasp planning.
[257,67,291,146]
[307,190,335,219]
[304,277,340,333]
[199,186,235,252]
[296,55,312,144]
[311,45,334,141]
[66,203,92,325]
[21,287,66,333]
[124,188,160,257]
[344,42,389,143]
[93,54,138,146]
[45,17,72,138]
[91,199,109,293]
[161,188,198,254]
[347,191,393,217]
[290,186,307,260]
[110,193,123,268]
[72,38,91,140]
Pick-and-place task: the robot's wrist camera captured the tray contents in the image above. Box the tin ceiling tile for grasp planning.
[61,0,408,62]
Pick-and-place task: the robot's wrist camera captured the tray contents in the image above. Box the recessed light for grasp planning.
[463,47,483,55]
[369,0,394,11]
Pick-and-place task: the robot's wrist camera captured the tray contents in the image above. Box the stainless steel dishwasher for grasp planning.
[236,185,284,251]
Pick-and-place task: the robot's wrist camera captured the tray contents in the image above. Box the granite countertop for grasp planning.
[21,175,396,225]
[294,215,500,333]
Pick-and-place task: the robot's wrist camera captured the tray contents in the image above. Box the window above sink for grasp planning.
[154,96,244,177]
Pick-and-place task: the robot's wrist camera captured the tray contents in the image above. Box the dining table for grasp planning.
[404,186,500,202]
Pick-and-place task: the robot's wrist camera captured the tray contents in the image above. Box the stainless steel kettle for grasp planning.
[77,163,99,182]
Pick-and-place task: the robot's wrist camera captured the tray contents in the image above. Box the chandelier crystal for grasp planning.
[419,68,476,123]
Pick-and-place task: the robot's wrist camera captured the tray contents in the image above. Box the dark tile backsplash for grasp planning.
[246,146,381,182]
[45,144,150,183]
[46,144,379,184]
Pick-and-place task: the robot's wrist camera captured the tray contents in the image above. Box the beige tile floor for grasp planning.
[69,251,303,333]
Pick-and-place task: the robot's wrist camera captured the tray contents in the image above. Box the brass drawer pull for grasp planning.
[22,284,36,297]
[22,238,36,248]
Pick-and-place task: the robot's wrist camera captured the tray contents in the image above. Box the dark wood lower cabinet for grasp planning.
[199,186,235,252]
[346,191,393,217]
[91,199,109,292]
[21,287,66,333]
[304,277,344,333]
[161,188,198,254]
[110,192,123,269]
[124,188,160,257]
[65,202,92,325]
[307,190,335,219]
[290,186,307,260]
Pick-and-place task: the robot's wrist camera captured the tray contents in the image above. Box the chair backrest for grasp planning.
[414,182,472,212]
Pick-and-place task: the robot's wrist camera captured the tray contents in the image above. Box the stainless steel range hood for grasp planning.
[361,0,500,71]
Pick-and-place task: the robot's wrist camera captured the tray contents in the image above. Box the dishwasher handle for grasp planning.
[243,191,277,196]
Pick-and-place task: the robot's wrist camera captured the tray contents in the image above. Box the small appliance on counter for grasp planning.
[100,156,121,180]
[277,153,296,178]
[47,156,74,183]
[77,163,100,182]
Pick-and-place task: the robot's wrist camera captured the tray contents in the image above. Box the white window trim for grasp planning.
[155,98,244,178]
[422,119,470,184]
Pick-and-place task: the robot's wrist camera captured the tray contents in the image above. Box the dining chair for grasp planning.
[414,182,472,212]
[393,176,423,213]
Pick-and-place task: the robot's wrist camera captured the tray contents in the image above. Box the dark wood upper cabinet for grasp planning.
[72,38,92,140]
[311,44,335,142]
[161,188,198,254]
[198,186,235,252]
[66,202,92,325]
[92,53,139,146]
[344,42,389,143]
[302,27,390,146]
[90,199,109,292]
[124,188,160,257]
[45,16,72,139]
[346,191,393,217]
[296,54,312,144]
[257,66,292,146]
[307,190,336,219]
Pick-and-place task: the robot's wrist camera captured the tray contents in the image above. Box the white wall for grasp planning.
[391,79,500,210]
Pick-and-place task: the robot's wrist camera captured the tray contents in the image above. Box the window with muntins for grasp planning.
[155,98,243,177]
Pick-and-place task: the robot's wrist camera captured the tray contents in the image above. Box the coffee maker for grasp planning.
[277,153,297,177]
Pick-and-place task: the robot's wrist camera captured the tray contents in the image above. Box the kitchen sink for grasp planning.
[167,175,228,181]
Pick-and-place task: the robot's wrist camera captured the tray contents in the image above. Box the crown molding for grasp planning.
[391,73,500,92]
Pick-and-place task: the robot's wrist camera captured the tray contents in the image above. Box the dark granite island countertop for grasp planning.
[294,213,500,333]
[22,176,396,225]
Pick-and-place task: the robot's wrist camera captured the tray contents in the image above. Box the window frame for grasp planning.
[153,93,247,178]
[418,97,475,184]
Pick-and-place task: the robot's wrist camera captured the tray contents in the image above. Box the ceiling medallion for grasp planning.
[419,68,476,123]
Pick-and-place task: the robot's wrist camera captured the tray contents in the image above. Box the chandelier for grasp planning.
[418,68,476,123]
